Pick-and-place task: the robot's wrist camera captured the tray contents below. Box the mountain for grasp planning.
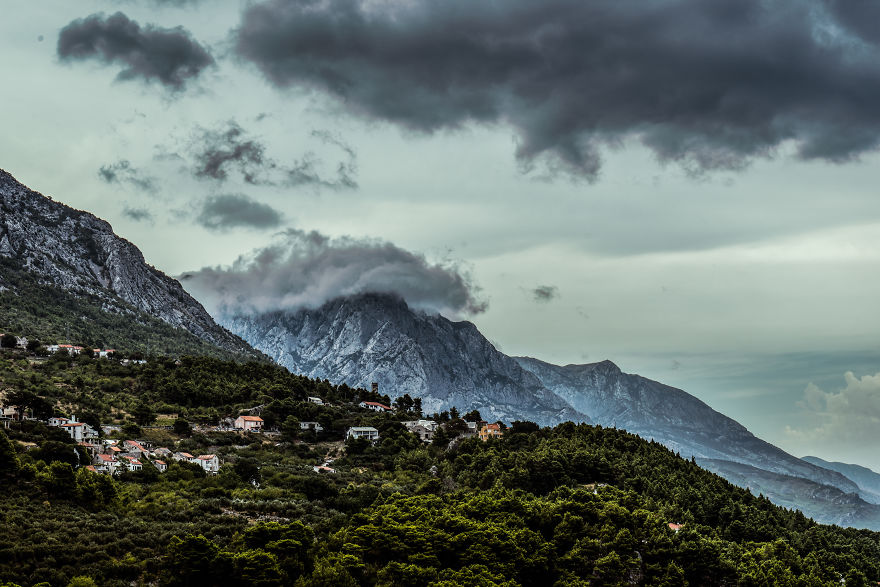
[803,456,880,505]
[514,356,860,497]
[0,169,257,358]
[223,293,585,424]
[699,459,880,529]
[221,291,880,529]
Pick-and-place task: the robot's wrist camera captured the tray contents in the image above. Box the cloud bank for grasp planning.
[58,11,213,90]
[789,372,880,445]
[196,193,284,231]
[236,0,880,179]
[180,229,486,317]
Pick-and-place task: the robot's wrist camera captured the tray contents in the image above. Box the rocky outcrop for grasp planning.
[223,293,585,424]
[0,168,254,356]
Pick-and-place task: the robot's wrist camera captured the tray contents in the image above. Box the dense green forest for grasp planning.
[0,258,253,361]
[1,351,879,586]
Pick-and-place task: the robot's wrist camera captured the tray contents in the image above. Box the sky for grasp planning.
[2,0,880,468]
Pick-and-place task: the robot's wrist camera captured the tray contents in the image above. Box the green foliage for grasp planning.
[0,354,878,586]
[0,258,253,360]
[0,429,18,481]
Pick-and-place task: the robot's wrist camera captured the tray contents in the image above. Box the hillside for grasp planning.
[1,352,880,585]
[219,292,880,529]
[0,169,257,359]
[803,456,880,505]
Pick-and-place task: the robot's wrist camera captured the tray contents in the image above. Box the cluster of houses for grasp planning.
[346,419,504,445]
[40,416,221,476]
[44,344,117,357]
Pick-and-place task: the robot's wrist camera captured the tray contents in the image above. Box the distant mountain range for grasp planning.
[222,292,880,529]
[0,168,256,358]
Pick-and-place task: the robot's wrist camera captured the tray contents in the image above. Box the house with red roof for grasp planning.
[196,454,220,474]
[358,401,392,413]
[234,415,264,431]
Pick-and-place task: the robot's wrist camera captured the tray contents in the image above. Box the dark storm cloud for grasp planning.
[191,122,270,184]
[122,206,154,223]
[189,121,358,189]
[179,229,486,317]
[57,12,213,90]
[196,194,284,231]
[98,160,158,193]
[532,285,559,303]
[235,0,880,179]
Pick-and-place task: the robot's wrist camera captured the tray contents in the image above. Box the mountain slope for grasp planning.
[803,456,880,505]
[220,291,880,528]
[514,355,860,496]
[223,293,586,424]
[0,169,257,358]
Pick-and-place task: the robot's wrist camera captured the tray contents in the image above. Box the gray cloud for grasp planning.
[787,372,880,446]
[531,285,559,303]
[98,160,158,193]
[189,121,358,189]
[58,11,213,90]
[179,228,486,317]
[191,121,269,184]
[235,0,880,180]
[196,193,284,231]
[122,206,154,223]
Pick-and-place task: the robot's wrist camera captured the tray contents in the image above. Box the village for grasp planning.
[1,367,505,479]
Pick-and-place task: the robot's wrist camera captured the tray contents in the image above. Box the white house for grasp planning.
[94,453,120,475]
[154,460,168,472]
[299,421,324,433]
[121,456,142,472]
[359,401,391,412]
[173,451,197,463]
[60,420,98,442]
[346,426,380,442]
[234,415,264,431]
[307,397,324,405]
[402,420,438,442]
[48,416,70,427]
[196,454,220,474]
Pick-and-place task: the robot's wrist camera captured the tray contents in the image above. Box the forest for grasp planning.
[0,350,878,586]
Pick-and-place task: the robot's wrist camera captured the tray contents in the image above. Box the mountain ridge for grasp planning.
[219,290,880,529]
[0,168,257,358]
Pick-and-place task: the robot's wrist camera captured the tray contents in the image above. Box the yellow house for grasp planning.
[478,423,503,441]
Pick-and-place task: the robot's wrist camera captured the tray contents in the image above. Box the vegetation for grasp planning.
[0,258,252,360]
[0,351,878,586]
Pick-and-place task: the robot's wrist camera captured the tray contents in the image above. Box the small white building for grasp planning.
[346,426,380,442]
[234,415,264,431]
[196,454,220,474]
[94,453,119,474]
[402,420,438,442]
[57,418,98,442]
[299,421,324,433]
[307,397,324,405]
[173,451,197,463]
[121,456,142,472]
[154,460,168,473]
[359,401,391,412]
